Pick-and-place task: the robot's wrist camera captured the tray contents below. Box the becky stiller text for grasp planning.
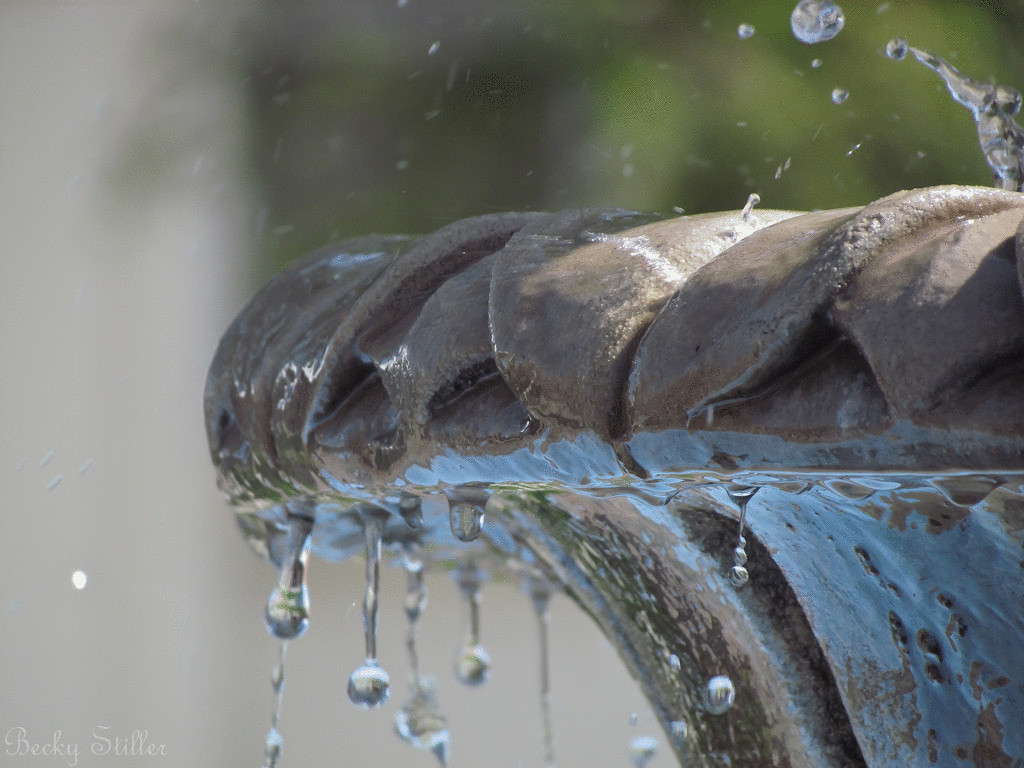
[4,726,168,766]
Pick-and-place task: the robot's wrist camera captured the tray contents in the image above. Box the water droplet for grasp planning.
[729,565,749,588]
[669,719,687,740]
[740,193,760,221]
[629,712,639,727]
[348,511,391,707]
[449,502,485,542]
[732,546,748,566]
[811,57,823,68]
[703,675,736,715]
[46,474,63,491]
[454,562,490,686]
[395,680,450,765]
[264,727,282,768]
[40,449,55,467]
[737,23,755,39]
[831,87,849,104]
[630,735,658,768]
[399,493,424,529]
[428,41,440,55]
[348,662,391,708]
[455,643,490,686]
[264,516,314,640]
[71,570,87,590]
[885,37,908,61]
[790,1,845,45]
[669,653,681,672]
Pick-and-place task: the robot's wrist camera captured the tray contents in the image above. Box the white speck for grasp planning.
[396,159,409,171]
[811,58,823,68]
[72,570,88,590]
[40,450,55,467]
[424,109,442,120]
[78,459,94,475]
[428,41,440,55]
[738,23,755,39]
[831,87,849,104]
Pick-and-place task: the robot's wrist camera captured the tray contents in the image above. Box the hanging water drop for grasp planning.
[790,0,844,45]
[264,515,314,640]
[348,510,391,708]
[737,23,755,39]
[264,727,282,768]
[395,681,450,766]
[726,485,758,590]
[453,561,490,686]
[629,735,658,768]
[885,37,908,61]
[399,492,424,529]
[449,502,485,542]
[703,675,736,715]
[831,87,849,104]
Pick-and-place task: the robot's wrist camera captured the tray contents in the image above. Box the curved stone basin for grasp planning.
[205,186,1024,767]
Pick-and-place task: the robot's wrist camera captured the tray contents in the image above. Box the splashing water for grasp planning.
[348,511,391,708]
[703,675,736,715]
[264,515,314,640]
[790,1,844,45]
[740,193,760,222]
[886,37,1024,191]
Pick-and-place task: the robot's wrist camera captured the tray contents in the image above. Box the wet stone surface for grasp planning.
[207,187,1024,767]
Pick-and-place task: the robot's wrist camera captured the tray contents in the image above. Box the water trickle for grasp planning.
[528,575,557,767]
[629,735,658,768]
[726,485,758,589]
[737,23,755,39]
[449,502,485,543]
[790,1,844,45]
[703,675,736,715]
[348,511,391,708]
[263,641,287,768]
[740,193,760,222]
[887,38,1024,191]
[453,561,490,686]
[264,515,314,640]
[831,87,849,105]
[396,551,450,766]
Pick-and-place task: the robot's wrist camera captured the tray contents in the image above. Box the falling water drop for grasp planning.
[449,502,485,542]
[811,57,823,68]
[629,735,659,768]
[348,510,391,708]
[454,561,490,686]
[264,515,314,640]
[831,87,849,104]
[790,1,845,45]
[737,23,755,39]
[71,570,87,590]
[703,675,736,715]
[885,37,908,61]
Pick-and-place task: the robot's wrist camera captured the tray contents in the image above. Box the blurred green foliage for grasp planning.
[242,0,1024,274]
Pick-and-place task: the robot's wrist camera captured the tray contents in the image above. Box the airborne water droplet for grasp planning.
[831,87,849,104]
[71,570,87,590]
[703,675,736,715]
[630,735,658,768]
[885,37,908,61]
[737,23,755,39]
[449,502,485,542]
[264,515,314,640]
[790,0,845,45]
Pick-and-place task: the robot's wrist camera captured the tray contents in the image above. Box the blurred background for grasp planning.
[2,1,1022,766]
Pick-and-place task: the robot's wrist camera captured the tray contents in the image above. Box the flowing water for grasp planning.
[239,468,1024,766]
